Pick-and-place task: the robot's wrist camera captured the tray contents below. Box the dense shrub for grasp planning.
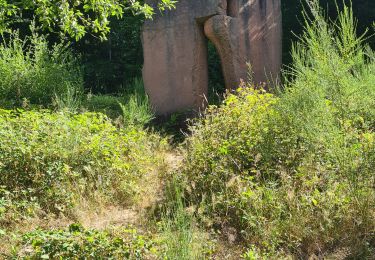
[0,109,166,219]
[15,224,156,259]
[183,2,375,257]
[0,28,83,108]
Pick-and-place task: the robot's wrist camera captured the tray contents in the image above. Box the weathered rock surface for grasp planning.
[142,0,282,115]
[204,15,241,90]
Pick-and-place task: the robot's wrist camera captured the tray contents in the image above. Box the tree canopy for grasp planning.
[0,0,176,40]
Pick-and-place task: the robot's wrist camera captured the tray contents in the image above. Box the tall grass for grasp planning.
[160,180,195,259]
[82,78,154,126]
[0,26,83,108]
[119,77,154,127]
[159,177,210,259]
[54,83,83,112]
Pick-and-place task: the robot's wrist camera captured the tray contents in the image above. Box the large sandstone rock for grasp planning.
[142,0,282,115]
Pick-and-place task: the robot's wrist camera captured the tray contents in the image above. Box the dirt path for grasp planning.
[78,150,184,230]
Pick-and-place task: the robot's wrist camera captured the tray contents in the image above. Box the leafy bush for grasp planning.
[0,109,166,218]
[182,2,375,257]
[16,224,156,259]
[0,28,83,108]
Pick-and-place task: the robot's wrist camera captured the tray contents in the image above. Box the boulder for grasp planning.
[142,0,282,115]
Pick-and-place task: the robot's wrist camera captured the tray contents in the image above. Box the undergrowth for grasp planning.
[0,30,154,125]
[182,1,375,258]
[83,78,154,126]
[0,109,167,225]
[0,26,83,108]
[12,224,157,259]
[1,1,374,259]
[157,177,214,260]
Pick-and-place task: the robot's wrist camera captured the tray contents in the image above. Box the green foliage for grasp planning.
[0,186,40,226]
[183,2,375,257]
[83,94,128,119]
[282,0,375,65]
[54,83,83,112]
[82,78,154,126]
[16,224,156,259]
[0,0,176,40]
[0,0,16,33]
[159,180,196,260]
[0,29,83,108]
[119,78,154,127]
[0,109,165,218]
[158,177,213,260]
[241,246,270,260]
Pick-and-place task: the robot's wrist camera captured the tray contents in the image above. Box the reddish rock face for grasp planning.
[142,0,282,115]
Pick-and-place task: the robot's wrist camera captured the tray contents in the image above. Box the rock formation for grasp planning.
[142,0,282,115]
